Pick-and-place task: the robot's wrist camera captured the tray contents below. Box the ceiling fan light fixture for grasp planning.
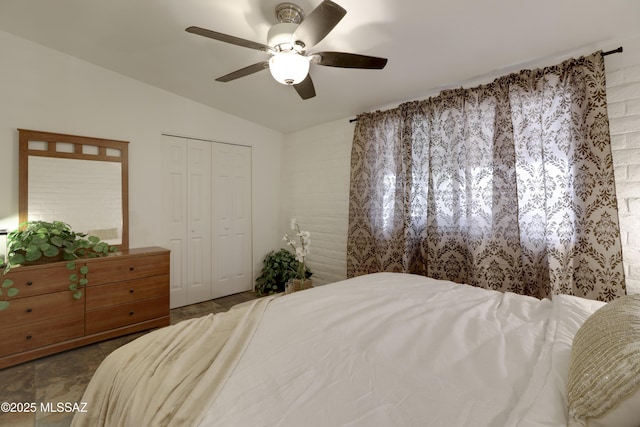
[269,51,309,85]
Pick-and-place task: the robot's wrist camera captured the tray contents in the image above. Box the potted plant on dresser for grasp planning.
[0,220,116,310]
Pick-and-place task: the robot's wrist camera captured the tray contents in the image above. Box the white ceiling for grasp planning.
[1,0,640,134]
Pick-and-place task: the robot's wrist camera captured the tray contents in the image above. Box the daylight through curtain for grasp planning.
[347,51,625,301]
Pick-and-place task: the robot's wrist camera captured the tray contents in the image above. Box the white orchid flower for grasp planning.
[283,218,312,284]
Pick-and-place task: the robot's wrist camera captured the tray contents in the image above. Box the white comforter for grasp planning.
[200,273,604,427]
[75,273,606,427]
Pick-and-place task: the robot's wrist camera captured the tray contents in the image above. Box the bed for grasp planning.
[71,273,640,427]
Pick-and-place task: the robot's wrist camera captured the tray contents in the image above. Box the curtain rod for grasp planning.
[349,46,624,123]
[603,46,623,56]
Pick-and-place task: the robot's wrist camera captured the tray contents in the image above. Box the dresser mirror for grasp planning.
[18,129,129,249]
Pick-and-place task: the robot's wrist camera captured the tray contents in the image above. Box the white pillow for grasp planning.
[567,294,640,427]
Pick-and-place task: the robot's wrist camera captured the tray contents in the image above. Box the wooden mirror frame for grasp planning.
[18,129,129,249]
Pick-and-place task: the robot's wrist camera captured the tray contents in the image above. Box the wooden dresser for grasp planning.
[0,247,170,369]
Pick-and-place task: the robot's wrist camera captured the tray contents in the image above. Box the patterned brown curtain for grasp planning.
[347,51,625,301]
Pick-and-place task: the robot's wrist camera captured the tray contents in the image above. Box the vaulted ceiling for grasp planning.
[1,0,639,133]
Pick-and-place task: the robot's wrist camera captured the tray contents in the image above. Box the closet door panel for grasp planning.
[212,145,233,291]
[186,140,212,304]
[232,147,252,283]
[162,135,188,308]
[212,144,252,298]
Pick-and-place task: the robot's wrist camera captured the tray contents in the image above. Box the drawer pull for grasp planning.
[26,308,33,313]
[26,335,32,340]
[129,267,135,271]
[129,289,134,294]
[129,311,134,316]
[27,281,33,286]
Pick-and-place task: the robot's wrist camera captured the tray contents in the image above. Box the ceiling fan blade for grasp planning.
[313,51,388,69]
[186,26,271,52]
[215,61,270,82]
[293,74,316,100]
[292,0,346,49]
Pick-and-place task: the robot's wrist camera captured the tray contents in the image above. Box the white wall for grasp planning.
[0,30,283,279]
[282,36,640,294]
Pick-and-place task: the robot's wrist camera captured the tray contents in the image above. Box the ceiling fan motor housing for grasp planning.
[275,3,304,24]
[267,22,299,51]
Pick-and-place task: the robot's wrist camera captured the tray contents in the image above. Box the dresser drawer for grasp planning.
[2,263,74,298]
[0,312,84,357]
[86,275,169,310]
[85,295,169,335]
[0,290,83,325]
[87,254,170,286]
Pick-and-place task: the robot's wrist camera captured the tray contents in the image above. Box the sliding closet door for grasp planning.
[163,135,212,308]
[212,143,253,298]
[164,136,252,308]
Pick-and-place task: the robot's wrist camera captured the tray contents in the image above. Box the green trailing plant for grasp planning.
[0,220,117,310]
[0,279,18,311]
[255,248,312,296]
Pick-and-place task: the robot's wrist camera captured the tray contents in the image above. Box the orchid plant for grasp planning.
[283,218,311,285]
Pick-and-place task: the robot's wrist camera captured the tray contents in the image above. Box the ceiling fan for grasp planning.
[186,0,388,100]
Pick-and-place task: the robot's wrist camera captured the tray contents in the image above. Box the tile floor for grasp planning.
[0,291,258,427]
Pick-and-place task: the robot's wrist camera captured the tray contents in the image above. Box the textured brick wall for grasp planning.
[608,61,640,294]
[280,119,353,285]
